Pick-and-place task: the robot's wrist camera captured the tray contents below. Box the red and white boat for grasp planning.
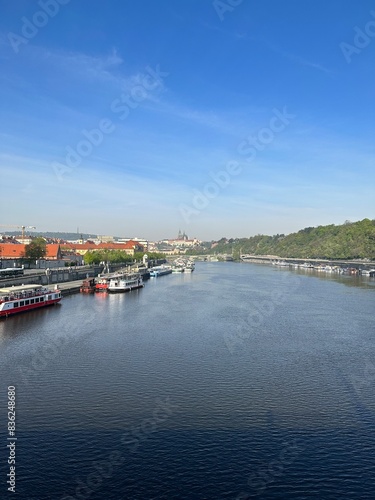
[95,276,110,292]
[0,284,62,318]
[95,271,129,292]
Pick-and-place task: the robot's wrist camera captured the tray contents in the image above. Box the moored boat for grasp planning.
[171,265,184,273]
[184,260,195,272]
[80,278,96,293]
[0,284,61,318]
[108,273,144,292]
[149,265,172,277]
[95,276,110,292]
[361,269,375,276]
[95,271,126,292]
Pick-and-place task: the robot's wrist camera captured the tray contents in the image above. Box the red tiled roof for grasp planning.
[0,243,25,258]
[0,243,61,259]
[46,244,61,258]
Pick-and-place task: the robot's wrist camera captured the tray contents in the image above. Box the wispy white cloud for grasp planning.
[151,100,269,138]
[5,43,167,100]
[30,44,123,81]
[283,52,333,75]
[197,27,334,75]
[250,36,334,75]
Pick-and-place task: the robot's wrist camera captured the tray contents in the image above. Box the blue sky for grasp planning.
[0,0,374,240]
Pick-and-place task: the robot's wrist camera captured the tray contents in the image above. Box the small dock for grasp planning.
[55,280,82,296]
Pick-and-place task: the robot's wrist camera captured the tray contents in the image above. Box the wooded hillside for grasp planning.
[203,219,375,260]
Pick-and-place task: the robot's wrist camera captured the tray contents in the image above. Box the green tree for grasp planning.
[25,237,47,260]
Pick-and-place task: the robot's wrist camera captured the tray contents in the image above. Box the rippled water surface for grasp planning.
[1,262,375,499]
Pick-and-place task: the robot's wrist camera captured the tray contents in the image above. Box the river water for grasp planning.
[1,262,375,499]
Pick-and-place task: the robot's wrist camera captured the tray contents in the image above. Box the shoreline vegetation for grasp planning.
[187,219,375,262]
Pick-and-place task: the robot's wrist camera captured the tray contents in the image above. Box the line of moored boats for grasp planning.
[272,260,375,276]
[81,259,195,293]
[1,259,195,317]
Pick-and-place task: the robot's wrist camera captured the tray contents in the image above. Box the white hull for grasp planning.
[150,266,172,277]
[108,274,144,292]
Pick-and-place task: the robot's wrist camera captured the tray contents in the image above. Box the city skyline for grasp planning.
[1,1,374,240]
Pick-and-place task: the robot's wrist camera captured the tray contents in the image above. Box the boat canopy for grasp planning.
[0,284,43,294]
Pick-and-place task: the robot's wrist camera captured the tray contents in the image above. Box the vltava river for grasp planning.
[1,262,375,499]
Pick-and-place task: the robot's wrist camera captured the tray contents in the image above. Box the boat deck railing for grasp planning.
[0,288,59,303]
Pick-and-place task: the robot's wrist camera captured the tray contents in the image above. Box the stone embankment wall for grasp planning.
[0,265,102,288]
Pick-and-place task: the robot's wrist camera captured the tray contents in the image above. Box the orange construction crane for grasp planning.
[0,225,36,241]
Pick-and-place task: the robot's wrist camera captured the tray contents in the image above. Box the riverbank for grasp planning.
[240,254,375,271]
[0,260,163,290]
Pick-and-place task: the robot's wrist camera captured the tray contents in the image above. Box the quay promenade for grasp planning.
[0,265,100,289]
[0,261,158,292]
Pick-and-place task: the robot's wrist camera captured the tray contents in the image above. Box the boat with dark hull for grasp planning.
[149,265,172,277]
[80,278,96,293]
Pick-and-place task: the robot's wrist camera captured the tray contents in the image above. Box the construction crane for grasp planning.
[0,225,36,242]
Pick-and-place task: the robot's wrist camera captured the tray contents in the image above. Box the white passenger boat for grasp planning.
[108,274,144,292]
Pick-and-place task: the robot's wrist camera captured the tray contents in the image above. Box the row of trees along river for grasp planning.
[186,219,375,261]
